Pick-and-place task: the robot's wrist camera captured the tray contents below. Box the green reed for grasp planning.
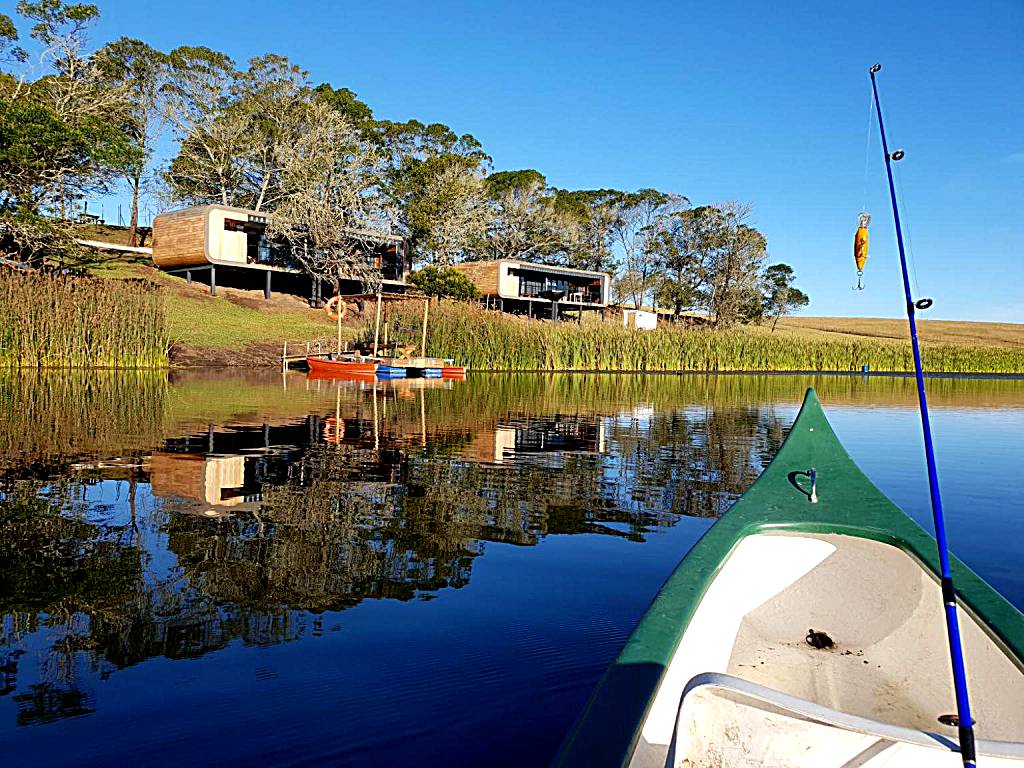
[0,270,168,369]
[386,301,1024,374]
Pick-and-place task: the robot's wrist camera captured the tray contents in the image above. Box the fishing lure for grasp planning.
[853,212,870,290]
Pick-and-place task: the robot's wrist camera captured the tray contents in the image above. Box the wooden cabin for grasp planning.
[151,204,410,300]
[452,260,610,318]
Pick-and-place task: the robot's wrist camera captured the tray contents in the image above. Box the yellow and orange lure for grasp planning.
[853,212,870,290]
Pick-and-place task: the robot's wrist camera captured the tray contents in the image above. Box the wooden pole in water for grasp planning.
[382,320,389,358]
[372,383,379,452]
[372,293,382,357]
[335,385,341,445]
[419,387,426,447]
[421,299,429,358]
[336,299,342,355]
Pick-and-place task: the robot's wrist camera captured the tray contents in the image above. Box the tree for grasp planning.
[762,263,809,330]
[230,54,311,212]
[0,1,135,265]
[551,189,617,272]
[704,202,768,327]
[93,37,168,244]
[0,12,27,64]
[407,162,489,265]
[313,83,374,127]
[162,46,245,207]
[484,170,564,262]
[648,206,720,317]
[606,189,688,309]
[267,100,391,294]
[371,119,490,242]
[407,265,480,299]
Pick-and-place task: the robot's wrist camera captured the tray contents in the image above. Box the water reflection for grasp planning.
[1,371,1022,745]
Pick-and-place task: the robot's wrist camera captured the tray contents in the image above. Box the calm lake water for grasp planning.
[1,371,1022,766]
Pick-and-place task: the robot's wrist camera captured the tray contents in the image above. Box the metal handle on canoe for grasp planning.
[809,468,818,504]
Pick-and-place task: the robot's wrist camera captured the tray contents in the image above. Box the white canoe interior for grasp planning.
[629,532,1024,768]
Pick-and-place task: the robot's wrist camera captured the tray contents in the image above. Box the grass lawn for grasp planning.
[81,258,352,361]
[164,290,337,348]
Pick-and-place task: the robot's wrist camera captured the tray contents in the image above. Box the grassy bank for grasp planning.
[0,270,167,369]
[388,301,1024,374]
[60,253,1024,372]
[81,255,345,366]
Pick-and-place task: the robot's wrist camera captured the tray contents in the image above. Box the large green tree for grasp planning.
[762,262,809,330]
[0,1,136,265]
[407,161,489,265]
[484,169,565,263]
[93,37,168,244]
[551,189,617,272]
[704,202,769,327]
[162,45,245,207]
[607,188,688,309]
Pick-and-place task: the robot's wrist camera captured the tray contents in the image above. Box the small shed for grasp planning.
[623,309,658,330]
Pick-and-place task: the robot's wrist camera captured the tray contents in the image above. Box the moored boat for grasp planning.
[553,389,1024,767]
[376,364,408,379]
[441,365,467,379]
[306,369,376,383]
[306,355,379,375]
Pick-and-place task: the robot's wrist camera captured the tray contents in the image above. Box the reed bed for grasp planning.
[386,301,1024,374]
[0,270,168,369]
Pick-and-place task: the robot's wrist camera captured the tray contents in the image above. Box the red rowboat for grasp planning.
[306,356,379,375]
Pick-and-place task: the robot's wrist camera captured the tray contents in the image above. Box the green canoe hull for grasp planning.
[553,388,1024,767]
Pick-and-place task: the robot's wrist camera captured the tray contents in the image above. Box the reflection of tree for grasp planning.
[0,375,801,728]
[0,481,144,726]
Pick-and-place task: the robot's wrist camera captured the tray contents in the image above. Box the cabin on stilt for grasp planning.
[451,260,610,320]
[151,204,411,303]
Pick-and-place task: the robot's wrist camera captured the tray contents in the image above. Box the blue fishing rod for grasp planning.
[868,63,976,766]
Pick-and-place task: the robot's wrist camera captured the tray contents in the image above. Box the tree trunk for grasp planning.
[128,173,141,246]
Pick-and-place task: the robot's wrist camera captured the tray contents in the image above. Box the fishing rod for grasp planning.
[868,63,976,767]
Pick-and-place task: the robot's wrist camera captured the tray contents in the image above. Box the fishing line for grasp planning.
[861,87,875,213]
[893,161,923,297]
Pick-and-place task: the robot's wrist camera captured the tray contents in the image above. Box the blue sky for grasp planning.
[34,0,1024,321]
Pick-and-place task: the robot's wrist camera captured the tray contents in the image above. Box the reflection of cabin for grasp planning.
[151,204,410,302]
[149,453,257,515]
[464,417,607,464]
[452,260,610,318]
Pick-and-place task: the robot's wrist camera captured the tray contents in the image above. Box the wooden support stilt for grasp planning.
[421,299,429,357]
[336,299,342,355]
[372,293,382,356]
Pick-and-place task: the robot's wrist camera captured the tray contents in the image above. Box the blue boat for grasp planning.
[375,365,407,379]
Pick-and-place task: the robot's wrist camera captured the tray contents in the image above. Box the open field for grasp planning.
[778,316,1024,349]
[384,301,1024,374]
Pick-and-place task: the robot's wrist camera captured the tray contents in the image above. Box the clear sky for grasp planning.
[70,0,1024,321]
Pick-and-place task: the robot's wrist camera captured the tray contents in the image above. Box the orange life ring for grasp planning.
[324,296,348,321]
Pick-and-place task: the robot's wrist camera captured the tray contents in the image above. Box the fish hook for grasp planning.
[853,270,865,291]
